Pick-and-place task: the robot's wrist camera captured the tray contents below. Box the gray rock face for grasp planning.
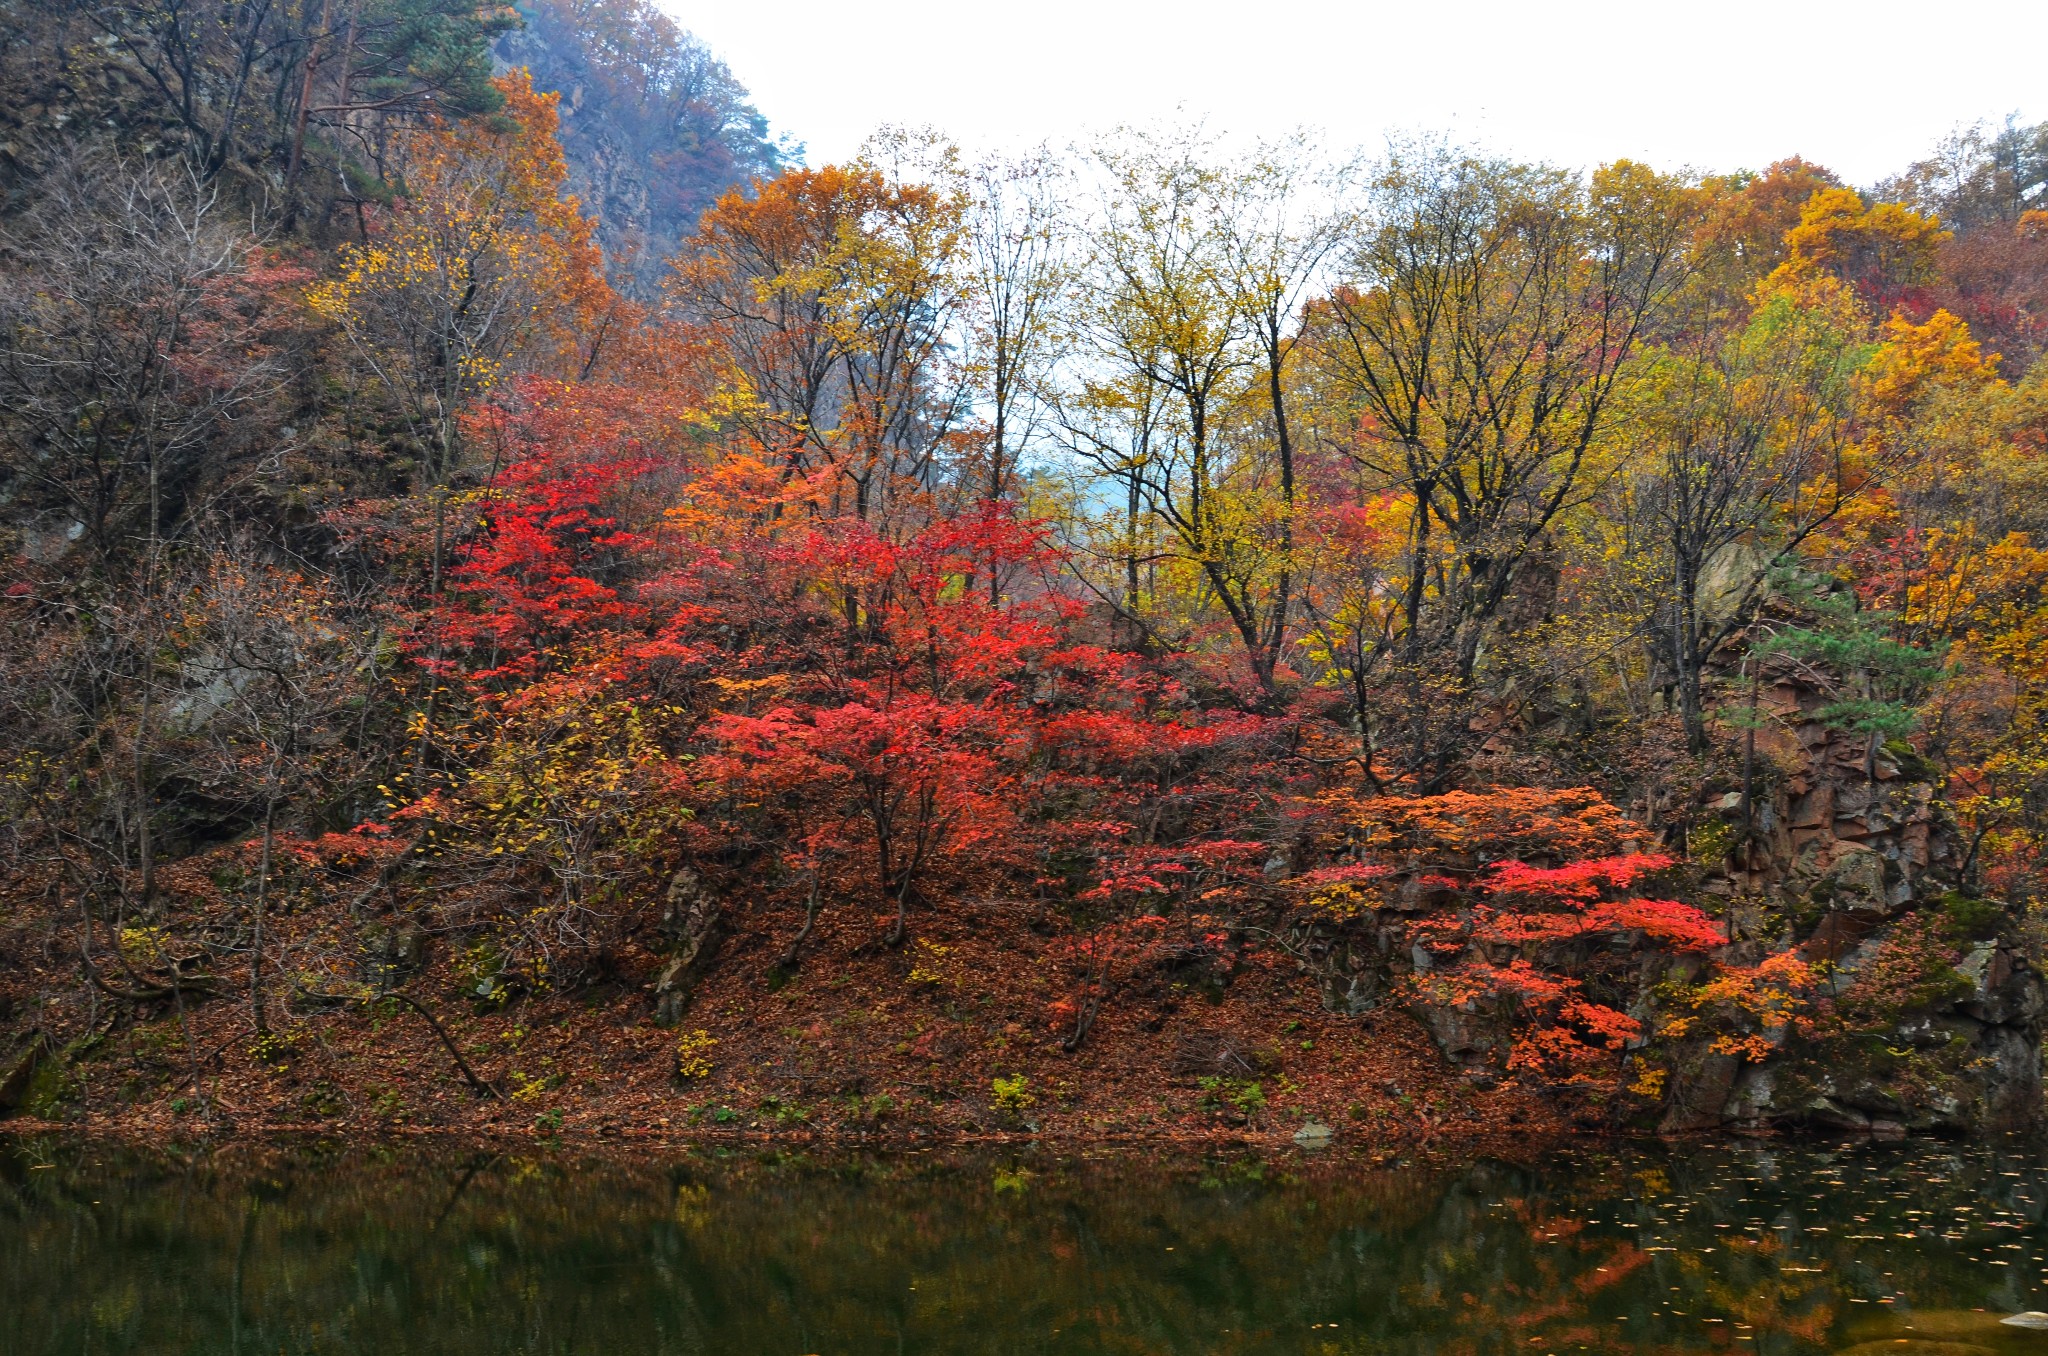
[492,5,784,296]
[652,869,723,1027]
[1412,1000,1500,1065]
[1818,843,1891,915]
[1660,1053,1745,1134]
[1659,659,2042,1137]
[1319,965,1380,1017]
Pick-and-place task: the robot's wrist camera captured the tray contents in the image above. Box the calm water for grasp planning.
[5,1134,2048,1354]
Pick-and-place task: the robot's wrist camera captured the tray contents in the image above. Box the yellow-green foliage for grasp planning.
[675,1029,717,1080]
[990,1074,1033,1114]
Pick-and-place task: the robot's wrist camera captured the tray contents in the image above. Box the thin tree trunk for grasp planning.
[1675,549,1706,752]
[885,860,913,948]
[283,0,328,202]
[250,787,277,1036]
[134,676,156,906]
[1740,659,1759,855]
[385,992,501,1099]
[170,968,212,1120]
[413,489,447,782]
[1264,328,1295,681]
[778,871,822,970]
[1062,941,1114,1053]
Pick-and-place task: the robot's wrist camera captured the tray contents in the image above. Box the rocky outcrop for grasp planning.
[1288,650,2043,1138]
[1699,665,1954,909]
[1660,659,2043,1136]
[1663,931,2043,1135]
[651,869,723,1026]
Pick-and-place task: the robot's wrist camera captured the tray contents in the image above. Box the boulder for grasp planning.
[1292,1120,1335,1148]
[1412,1000,1498,1065]
[1822,844,1892,914]
[1697,543,1767,621]
[652,870,724,1027]
[0,1034,50,1115]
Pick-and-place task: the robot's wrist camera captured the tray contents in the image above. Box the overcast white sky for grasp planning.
[675,0,2044,185]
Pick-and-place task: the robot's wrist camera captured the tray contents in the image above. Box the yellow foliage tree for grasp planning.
[307,70,615,492]
[1766,186,1950,298]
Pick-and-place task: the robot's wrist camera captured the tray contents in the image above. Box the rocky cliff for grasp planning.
[494,0,786,294]
[1658,656,2043,1134]
[1290,650,2042,1138]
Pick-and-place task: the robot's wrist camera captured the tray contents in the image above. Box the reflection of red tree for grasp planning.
[1451,1200,1659,1352]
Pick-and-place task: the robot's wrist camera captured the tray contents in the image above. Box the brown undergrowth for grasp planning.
[0,893,1570,1152]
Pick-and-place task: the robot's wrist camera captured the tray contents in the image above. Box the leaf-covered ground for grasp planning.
[2,894,1566,1149]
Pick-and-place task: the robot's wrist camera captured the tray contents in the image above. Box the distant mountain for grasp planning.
[496,0,791,293]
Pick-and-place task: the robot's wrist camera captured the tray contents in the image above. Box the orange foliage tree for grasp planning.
[666,161,965,522]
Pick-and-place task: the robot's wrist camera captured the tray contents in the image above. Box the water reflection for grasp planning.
[2,1134,2047,1353]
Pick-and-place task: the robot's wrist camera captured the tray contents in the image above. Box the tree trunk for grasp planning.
[386,992,501,1099]
[778,872,822,970]
[283,0,328,204]
[250,788,277,1036]
[413,489,447,782]
[1674,549,1707,753]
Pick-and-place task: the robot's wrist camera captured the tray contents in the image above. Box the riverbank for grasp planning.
[1,901,1573,1150]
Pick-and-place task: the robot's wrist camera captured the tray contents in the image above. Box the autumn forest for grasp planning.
[2,0,2047,1144]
